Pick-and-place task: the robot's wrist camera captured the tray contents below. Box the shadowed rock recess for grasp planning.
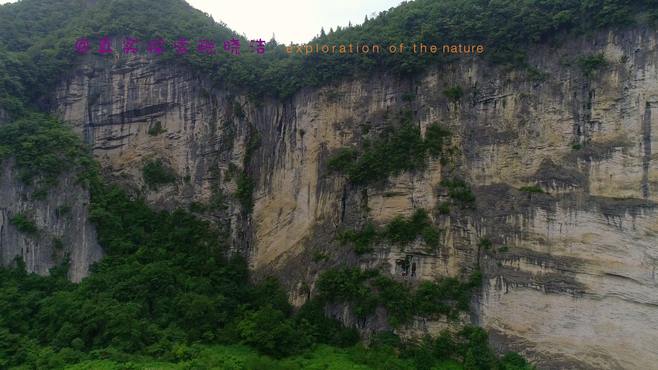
[1,1,658,369]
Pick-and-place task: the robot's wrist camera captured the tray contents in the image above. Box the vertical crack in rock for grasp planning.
[642,101,653,198]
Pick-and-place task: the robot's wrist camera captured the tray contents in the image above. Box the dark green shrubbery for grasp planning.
[315,268,381,319]
[338,209,441,254]
[9,213,38,235]
[328,122,452,185]
[142,159,177,189]
[327,147,358,172]
[147,121,165,136]
[519,185,544,193]
[235,172,255,213]
[338,222,379,254]
[0,112,359,367]
[385,209,440,248]
[0,180,362,366]
[0,113,89,187]
[0,0,654,114]
[315,267,482,326]
[578,53,608,77]
[444,86,464,102]
[441,179,476,207]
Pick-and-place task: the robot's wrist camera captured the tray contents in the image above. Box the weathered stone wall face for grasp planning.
[0,161,102,282]
[46,28,658,369]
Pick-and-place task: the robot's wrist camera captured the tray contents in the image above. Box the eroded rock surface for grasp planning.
[48,28,658,369]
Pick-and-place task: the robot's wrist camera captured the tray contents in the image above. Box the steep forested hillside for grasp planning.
[1,0,657,112]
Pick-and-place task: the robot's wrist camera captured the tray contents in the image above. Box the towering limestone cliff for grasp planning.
[47,27,658,369]
[1,0,658,368]
[0,159,101,282]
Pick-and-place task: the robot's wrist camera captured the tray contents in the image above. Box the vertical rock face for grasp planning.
[50,28,658,368]
[0,161,102,282]
[55,54,251,246]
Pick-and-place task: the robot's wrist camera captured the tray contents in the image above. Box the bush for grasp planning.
[295,300,360,347]
[316,267,480,326]
[237,306,304,358]
[519,185,544,193]
[441,179,476,207]
[236,172,255,213]
[0,113,89,187]
[425,124,452,158]
[437,201,451,215]
[142,160,176,189]
[327,122,451,185]
[315,268,380,319]
[327,147,357,173]
[443,86,464,102]
[9,213,38,235]
[147,121,165,136]
[338,223,378,254]
[578,53,608,77]
[384,209,439,249]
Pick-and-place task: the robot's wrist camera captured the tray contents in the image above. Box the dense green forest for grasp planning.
[1,0,657,115]
[1,0,656,368]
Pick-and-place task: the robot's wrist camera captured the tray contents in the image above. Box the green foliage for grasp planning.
[459,326,498,370]
[295,300,360,348]
[443,86,464,102]
[0,109,533,370]
[9,213,38,235]
[0,0,654,110]
[147,121,165,136]
[327,147,358,173]
[0,111,370,367]
[371,276,414,327]
[438,201,451,215]
[414,271,482,320]
[235,172,255,213]
[384,209,439,248]
[425,124,452,158]
[441,179,476,208]
[478,238,492,251]
[316,268,481,326]
[237,306,305,358]
[499,352,535,370]
[578,53,608,77]
[0,113,90,187]
[350,123,426,185]
[339,209,440,253]
[0,179,364,367]
[338,222,379,254]
[519,185,544,193]
[315,268,380,319]
[142,159,177,189]
[328,122,451,185]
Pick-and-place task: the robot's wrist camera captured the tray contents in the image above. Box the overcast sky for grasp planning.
[187,0,403,44]
[1,0,404,44]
